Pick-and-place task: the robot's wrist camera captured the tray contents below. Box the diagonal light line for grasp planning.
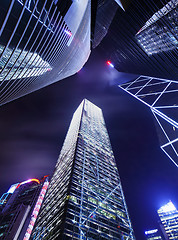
[82,181,102,200]
[83,181,131,227]
[161,147,178,167]
[140,76,178,84]
[152,108,178,128]
[82,185,119,225]
[127,80,167,91]
[155,105,178,109]
[153,111,178,167]
[125,75,142,90]
[161,138,178,148]
[119,84,178,128]
[151,81,172,107]
[17,0,54,31]
[137,89,178,97]
[152,111,171,143]
[135,78,153,96]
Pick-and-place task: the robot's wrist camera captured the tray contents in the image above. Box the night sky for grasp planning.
[0,50,177,239]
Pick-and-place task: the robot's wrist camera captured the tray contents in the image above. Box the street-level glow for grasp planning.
[107,61,114,68]
[158,201,177,213]
[64,29,72,37]
[145,229,158,235]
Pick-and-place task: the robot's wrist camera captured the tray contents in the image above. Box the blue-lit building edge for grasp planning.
[31,101,84,239]
[62,101,134,240]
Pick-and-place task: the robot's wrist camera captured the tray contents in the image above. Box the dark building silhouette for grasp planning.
[0,177,49,240]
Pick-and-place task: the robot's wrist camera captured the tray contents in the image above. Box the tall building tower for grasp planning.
[119,75,178,167]
[136,0,177,55]
[31,99,135,239]
[0,183,19,212]
[0,177,49,240]
[0,0,91,105]
[98,0,178,80]
[158,201,178,239]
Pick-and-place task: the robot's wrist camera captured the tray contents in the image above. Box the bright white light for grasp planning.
[64,29,72,37]
[7,183,19,194]
[158,201,177,213]
[107,61,114,68]
[145,229,158,235]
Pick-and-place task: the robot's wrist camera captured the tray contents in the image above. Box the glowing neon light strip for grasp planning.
[16,179,40,189]
[23,180,49,240]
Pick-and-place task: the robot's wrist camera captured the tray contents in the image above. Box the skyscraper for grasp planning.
[119,75,178,167]
[0,183,19,212]
[31,99,135,239]
[0,177,49,240]
[136,0,177,55]
[98,0,178,80]
[0,0,91,105]
[158,201,178,240]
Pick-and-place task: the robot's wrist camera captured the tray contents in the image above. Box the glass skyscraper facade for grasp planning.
[98,0,178,80]
[31,99,135,240]
[158,201,178,239]
[136,0,178,55]
[0,0,91,105]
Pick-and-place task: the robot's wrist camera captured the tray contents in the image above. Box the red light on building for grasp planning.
[107,61,114,68]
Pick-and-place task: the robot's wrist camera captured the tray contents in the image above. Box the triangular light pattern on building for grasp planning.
[119,75,178,167]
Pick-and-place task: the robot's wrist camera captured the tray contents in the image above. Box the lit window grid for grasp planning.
[119,76,178,167]
[70,100,134,239]
[31,100,135,239]
[135,1,178,55]
[158,211,178,239]
[145,235,162,240]
[136,0,178,32]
